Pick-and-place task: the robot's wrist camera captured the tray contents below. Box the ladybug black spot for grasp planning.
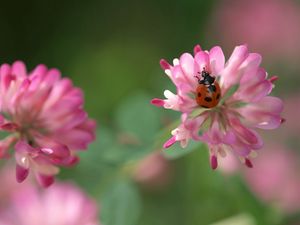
[197,93,201,97]
[216,94,220,99]
[204,97,212,102]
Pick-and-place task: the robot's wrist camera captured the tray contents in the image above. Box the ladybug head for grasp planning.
[195,68,215,84]
[201,68,210,78]
[197,68,216,85]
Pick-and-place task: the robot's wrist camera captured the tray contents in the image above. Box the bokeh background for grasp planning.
[1,0,300,224]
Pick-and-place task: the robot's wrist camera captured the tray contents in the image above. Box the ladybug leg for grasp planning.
[194,75,201,84]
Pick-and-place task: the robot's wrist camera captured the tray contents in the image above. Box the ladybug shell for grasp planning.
[195,82,221,108]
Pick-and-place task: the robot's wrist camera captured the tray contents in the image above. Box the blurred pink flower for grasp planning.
[244,144,300,213]
[0,61,96,187]
[152,44,283,169]
[213,0,300,63]
[134,152,173,189]
[0,164,32,208]
[0,182,100,225]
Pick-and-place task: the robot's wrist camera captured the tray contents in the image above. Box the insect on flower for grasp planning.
[151,44,284,169]
[194,68,221,108]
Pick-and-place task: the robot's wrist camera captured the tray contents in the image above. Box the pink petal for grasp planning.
[171,65,196,92]
[35,136,71,160]
[221,45,249,89]
[0,114,4,124]
[18,86,51,114]
[187,114,208,140]
[40,145,70,161]
[230,118,263,149]
[42,78,73,110]
[55,129,94,150]
[254,96,283,113]
[194,51,210,72]
[29,64,47,77]
[15,140,37,154]
[0,63,11,78]
[231,142,252,157]
[16,164,29,183]
[30,157,60,176]
[42,96,84,120]
[0,64,13,91]
[240,53,262,73]
[28,71,45,89]
[224,131,252,156]
[179,53,195,77]
[193,44,202,55]
[269,76,278,83]
[209,46,225,75]
[43,68,61,85]
[0,122,19,131]
[160,59,171,70]
[11,61,27,78]
[238,96,283,129]
[226,44,249,68]
[19,78,31,90]
[77,119,97,134]
[230,53,262,95]
[247,129,264,149]
[163,136,176,148]
[201,120,224,145]
[240,66,267,85]
[151,98,165,107]
[49,110,87,131]
[63,155,80,166]
[245,158,253,168]
[234,79,273,103]
[210,155,218,170]
[36,174,54,188]
[249,80,273,102]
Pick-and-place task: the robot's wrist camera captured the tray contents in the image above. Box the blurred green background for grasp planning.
[0,0,218,120]
[1,0,300,225]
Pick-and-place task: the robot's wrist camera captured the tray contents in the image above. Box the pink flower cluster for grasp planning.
[152,44,283,169]
[245,144,300,214]
[0,182,100,225]
[0,61,96,187]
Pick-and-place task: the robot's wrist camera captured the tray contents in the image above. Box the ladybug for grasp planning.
[195,69,221,108]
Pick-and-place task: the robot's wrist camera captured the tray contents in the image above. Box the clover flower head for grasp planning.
[0,61,96,187]
[152,44,283,169]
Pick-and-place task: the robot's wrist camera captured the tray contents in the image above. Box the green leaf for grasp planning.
[101,179,141,225]
[114,92,161,144]
[80,127,114,161]
[162,140,202,160]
